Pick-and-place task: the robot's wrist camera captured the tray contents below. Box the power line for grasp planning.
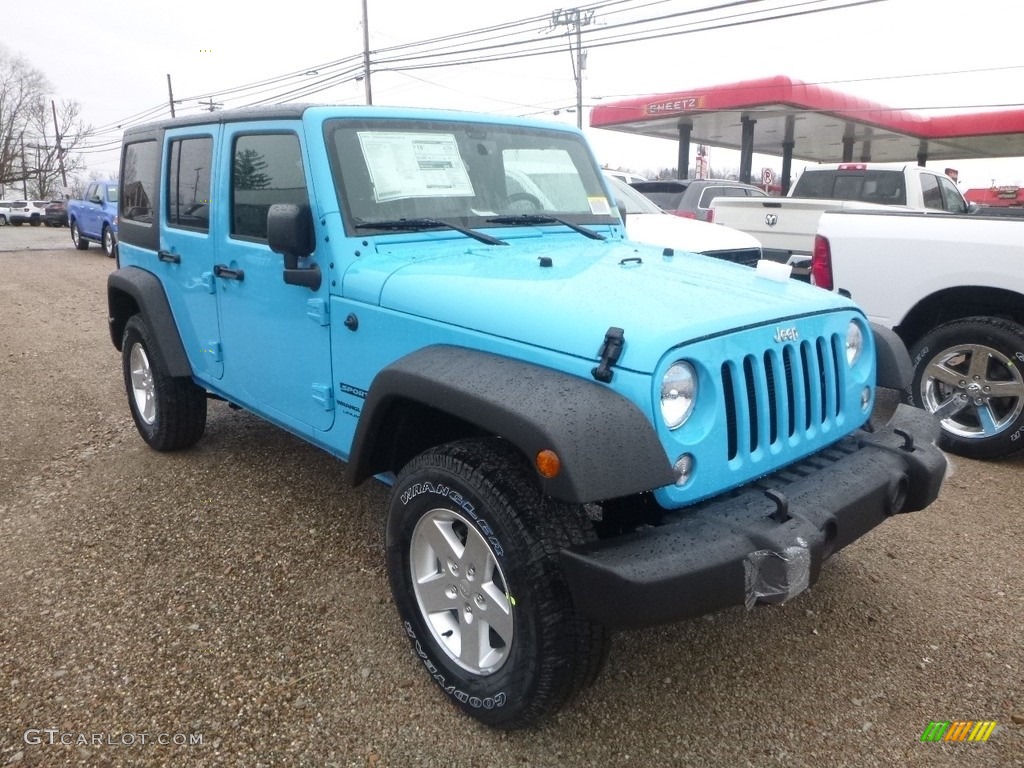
[62,0,1024,170]
[378,0,881,71]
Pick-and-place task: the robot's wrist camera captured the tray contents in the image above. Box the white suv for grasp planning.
[6,200,43,226]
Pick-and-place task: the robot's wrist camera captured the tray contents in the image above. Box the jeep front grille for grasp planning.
[721,335,844,461]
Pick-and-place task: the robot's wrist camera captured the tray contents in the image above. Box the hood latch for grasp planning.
[591,327,625,383]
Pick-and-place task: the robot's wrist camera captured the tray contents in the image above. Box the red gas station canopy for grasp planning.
[590,75,1024,163]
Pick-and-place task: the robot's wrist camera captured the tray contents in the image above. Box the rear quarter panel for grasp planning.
[819,211,1024,327]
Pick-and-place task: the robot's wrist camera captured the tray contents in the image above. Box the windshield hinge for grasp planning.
[591,327,625,383]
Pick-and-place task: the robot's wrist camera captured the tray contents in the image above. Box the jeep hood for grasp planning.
[357,235,856,374]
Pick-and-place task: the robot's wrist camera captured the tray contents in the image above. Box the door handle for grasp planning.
[158,250,180,264]
[213,264,245,281]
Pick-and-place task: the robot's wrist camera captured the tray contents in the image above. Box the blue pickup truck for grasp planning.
[108,105,946,729]
[68,180,118,257]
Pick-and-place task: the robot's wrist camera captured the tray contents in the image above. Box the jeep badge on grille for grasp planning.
[774,326,799,342]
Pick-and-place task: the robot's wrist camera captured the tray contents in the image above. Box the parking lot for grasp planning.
[0,223,81,253]
[1,244,1022,767]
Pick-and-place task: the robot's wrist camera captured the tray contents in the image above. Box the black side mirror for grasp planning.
[268,204,321,290]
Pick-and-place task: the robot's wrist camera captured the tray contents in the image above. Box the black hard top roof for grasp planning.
[122,104,315,138]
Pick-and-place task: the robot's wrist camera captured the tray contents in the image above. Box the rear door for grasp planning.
[81,183,100,236]
[159,128,223,380]
[213,123,335,432]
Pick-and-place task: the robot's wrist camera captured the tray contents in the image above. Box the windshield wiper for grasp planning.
[485,214,605,241]
[353,218,507,246]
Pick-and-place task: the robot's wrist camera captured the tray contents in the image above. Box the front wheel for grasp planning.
[907,317,1024,459]
[386,438,609,729]
[122,315,207,451]
[102,226,116,258]
[70,221,89,250]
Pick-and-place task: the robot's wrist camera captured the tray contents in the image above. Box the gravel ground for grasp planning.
[1,247,1022,767]
[0,222,80,252]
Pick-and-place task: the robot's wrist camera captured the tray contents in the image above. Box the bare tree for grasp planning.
[27,100,90,198]
[0,44,92,198]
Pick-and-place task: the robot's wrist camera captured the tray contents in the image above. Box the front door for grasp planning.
[214,123,335,432]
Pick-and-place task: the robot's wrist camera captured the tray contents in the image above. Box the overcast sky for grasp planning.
[10,0,1024,189]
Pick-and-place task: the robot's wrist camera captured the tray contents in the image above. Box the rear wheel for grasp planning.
[102,226,115,258]
[907,317,1024,459]
[122,315,207,451]
[71,221,89,250]
[386,438,609,729]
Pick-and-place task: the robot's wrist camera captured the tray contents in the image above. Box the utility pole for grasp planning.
[551,8,595,129]
[51,100,67,189]
[27,144,48,196]
[167,74,176,118]
[21,138,28,198]
[199,99,222,112]
[362,0,373,105]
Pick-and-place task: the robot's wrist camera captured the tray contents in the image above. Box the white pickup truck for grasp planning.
[711,163,974,268]
[813,209,1024,459]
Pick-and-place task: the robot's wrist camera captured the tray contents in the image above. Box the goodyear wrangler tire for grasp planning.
[386,438,609,729]
[122,315,207,451]
[907,316,1024,459]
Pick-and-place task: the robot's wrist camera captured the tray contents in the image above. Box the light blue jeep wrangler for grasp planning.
[108,105,946,729]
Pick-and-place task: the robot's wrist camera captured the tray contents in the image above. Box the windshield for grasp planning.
[604,175,663,214]
[324,118,616,235]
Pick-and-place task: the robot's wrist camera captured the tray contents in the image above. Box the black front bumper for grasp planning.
[560,404,946,629]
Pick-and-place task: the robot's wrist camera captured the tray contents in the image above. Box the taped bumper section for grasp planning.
[560,404,947,629]
[744,545,811,610]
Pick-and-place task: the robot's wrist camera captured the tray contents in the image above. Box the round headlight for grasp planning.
[661,361,697,429]
[846,321,864,366]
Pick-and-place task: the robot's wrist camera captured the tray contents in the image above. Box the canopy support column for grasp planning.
[676,122,692,179]
[739,116,756,183]
[781,115,795,195]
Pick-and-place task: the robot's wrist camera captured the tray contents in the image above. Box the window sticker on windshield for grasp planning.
[588,196,611,215]
[357,132,474,201]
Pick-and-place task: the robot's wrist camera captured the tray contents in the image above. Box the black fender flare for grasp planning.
[349,345,676,504]
[107,267,192,378]
[871,322,913,390]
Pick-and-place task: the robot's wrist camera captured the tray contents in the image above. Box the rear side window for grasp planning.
[231,133,309,241]
[122,141,159,224]
[697,185,747,209]
[167,137,213,232]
